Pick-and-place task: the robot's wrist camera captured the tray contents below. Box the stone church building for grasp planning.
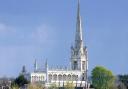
[23,0,90,88]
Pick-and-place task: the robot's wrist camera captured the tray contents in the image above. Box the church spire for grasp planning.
[77,0,80,18]
[75,0,83,49]
[71,0,87,72]
[34,59,38,72]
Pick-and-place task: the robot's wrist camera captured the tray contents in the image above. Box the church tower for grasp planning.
[71,0,88,80]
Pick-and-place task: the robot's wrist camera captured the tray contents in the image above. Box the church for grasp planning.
[23,0,89,87]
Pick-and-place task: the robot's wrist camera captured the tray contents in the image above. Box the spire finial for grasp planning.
[45,59,48,67]
[22,65,26,74]
[34,59,38,72]
[77,0,80,17]
[75,0,83,49]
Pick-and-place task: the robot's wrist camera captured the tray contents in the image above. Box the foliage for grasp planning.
[64,82,75,89]
[117,82,127,89]
[28,83,45,89]
[91,66,115,89]
[12,74,29,87]
[118,74,128,88]
[11,84,19,89]
[48,83,58,89]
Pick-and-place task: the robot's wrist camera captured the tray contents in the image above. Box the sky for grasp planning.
[0,0,128,77]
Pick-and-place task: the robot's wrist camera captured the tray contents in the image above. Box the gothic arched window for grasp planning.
[58,74,63,81]
[49,74,52,82]
[53,74,57,81]
[74,61,78,70]
[67,74,71,81]
[82,61,85,70]
[63,74,67,81]
[72,75,77,81]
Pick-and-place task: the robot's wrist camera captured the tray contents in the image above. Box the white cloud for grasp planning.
[30,24,56,44]
[0,23,56,46]
[0,23,16,36]
[0,23,57,76]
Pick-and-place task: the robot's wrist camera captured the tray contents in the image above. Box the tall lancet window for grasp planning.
[74,61,78,70]
[82,61,85,70]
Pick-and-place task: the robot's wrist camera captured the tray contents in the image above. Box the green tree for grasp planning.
[64,82,75,89]
[48,83,58,89]
[28,83,45,89]
[12,74,29,87]
[11,84,19,89]
[91,66,115,89]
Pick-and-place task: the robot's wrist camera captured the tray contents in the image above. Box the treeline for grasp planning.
[11,66,128,89]
[91,66,128,89]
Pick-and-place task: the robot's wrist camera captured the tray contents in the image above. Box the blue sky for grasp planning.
[0,0,128,77]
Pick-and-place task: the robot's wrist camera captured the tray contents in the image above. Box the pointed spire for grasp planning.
[75,0,83,49]
[45,59,49,82]
[21,65,27,74]
[34,59,38,72]
[45,59,48,68]
[77,0,80,17]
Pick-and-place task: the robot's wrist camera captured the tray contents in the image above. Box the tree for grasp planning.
[28,83,45,89]
[118,74,128,89]
[64,82,75,89]
[48,83,58,89]
[12,74,29,87]
[117,82,127,89]
[91,66,115,89]
[11,84,19,89]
